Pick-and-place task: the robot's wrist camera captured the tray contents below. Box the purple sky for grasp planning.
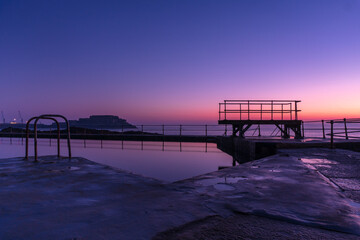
[1,0,359,124]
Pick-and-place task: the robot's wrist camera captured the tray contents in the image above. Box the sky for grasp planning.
[1,0,359,124]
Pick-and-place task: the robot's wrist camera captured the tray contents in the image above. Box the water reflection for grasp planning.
[0,138,233,182]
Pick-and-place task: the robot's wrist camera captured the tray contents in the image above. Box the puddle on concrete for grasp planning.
[225,177,247,183]
[348,201,360,217]
[0,165,20,171]
[46,169,64,173]
[225,193,248,199]
[196,177,247,186]
[196,178,221,186]
[251,176,268,181]
[315,164,331,168]
[213,183,235,191]
[43,161,56,164]
[69,166,80,171]
[301,138,323,142]
[300,158,338,165]
[273,177,298,184]
[194,187,207,194]
[349,201,360,209]
[75,198,98,206]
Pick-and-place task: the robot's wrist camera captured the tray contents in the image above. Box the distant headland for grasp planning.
[0,115,136,130]
[51,115,136,129]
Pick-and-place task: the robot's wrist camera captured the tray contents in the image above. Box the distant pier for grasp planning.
[218,100,302,138]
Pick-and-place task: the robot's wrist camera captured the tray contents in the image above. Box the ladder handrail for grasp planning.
[40,114,71,159]
[26,116,60,160]
[34,117,60,161]
[25,114,71,161]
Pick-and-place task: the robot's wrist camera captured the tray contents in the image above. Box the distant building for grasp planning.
[52,115,136,129]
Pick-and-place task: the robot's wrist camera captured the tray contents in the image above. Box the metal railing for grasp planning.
[25,114,71,161]
[2,137,221,153]
[302,118,360,139]
[0,124,230,151]
[0,122,324,141]
[219,100,301,121]
[302,118,360,148]
[1,118,360,149]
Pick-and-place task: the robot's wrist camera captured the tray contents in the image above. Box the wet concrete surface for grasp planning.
[280,148,360,203]
[154,214,360,240]
[175,150,360,236]
[0,156,213,239]
[1,149,360,239]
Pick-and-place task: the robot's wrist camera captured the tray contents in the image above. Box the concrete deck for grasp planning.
[1,149,360,239]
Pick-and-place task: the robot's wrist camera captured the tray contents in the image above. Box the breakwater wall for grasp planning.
[217,137,277,163]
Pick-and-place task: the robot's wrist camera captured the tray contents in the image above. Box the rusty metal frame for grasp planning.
[25,114,71,161]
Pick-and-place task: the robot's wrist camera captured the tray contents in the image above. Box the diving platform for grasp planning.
[218,100,302,139]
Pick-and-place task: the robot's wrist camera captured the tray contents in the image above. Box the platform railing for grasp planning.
[219,100,301,121]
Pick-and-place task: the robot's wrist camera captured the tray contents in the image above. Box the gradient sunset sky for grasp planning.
[1,0,359,123]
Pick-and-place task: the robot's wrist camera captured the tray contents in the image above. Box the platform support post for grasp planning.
[330,120,334,149]
[344,118,348,140]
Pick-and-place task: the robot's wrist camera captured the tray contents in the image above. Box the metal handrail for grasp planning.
[25,116,60,160]
[34,117,60,161]
[40,114,71,158]
[301,118,360,148]
[25,114,71,161]
[1,118,355,148]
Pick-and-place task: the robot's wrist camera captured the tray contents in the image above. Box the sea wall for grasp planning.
[217,137,277,163]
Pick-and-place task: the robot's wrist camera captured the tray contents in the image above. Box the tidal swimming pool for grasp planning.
[0,138,233,182]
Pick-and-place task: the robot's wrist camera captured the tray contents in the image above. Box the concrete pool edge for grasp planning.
[0,148,360,239]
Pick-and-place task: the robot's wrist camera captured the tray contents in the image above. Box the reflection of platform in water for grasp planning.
[218,100,302,139]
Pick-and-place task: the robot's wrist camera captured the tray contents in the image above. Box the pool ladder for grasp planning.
[25,114,71,161]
